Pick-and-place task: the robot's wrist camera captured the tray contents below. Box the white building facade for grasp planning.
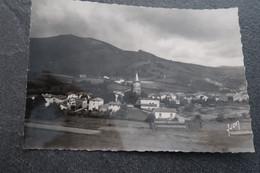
[140,98,160,110]
[108,102,121,112]
[89,98,104,111]
[154,108,177,119]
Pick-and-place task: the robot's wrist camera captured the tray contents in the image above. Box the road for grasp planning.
[24,122,101,135]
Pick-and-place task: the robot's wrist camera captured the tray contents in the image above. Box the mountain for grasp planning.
[28,35,247,93]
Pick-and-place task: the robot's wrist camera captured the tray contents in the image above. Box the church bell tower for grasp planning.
[132,73,141,95]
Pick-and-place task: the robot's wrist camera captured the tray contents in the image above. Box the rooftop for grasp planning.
[141,104,158,107]
[90,97,104,101]
[108,101,121,106]
[139,97,160,101]
[154,108,177,113]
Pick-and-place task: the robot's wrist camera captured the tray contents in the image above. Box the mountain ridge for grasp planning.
[29,34,246,92]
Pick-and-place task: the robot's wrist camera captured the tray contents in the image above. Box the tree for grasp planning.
[216,114,224,122]
[161,98,178,109]
[184,104,195,112]
[31,102,65,120]
[228,96,234,102]
[123,92,139,105]
[195,114,201,120]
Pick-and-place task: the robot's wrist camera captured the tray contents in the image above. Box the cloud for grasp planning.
[30,0,244,67]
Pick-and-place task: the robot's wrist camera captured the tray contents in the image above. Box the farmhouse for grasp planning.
[89,97,104,111]
[67,98,84,110]
[139,98,160,110]
[154,108,177,119]
[79,74,87,78]
[43,94,66,107]
[115,79,125,84]
[67,98,77,110]
[67,92,79,99]
[148,93,161,100]
[108,102,121,112]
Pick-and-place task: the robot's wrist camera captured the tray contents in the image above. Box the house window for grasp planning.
[170,113,173,117]
[159,113,162,117]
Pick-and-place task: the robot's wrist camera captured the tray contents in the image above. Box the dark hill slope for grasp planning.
[29,35,246,92]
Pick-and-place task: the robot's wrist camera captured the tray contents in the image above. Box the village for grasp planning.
[26,73,250,131]
[24,73,254,152]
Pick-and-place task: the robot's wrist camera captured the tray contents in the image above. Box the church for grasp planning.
[132,73,141,95]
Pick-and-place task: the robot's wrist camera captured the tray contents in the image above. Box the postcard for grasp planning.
[24,0,255,152]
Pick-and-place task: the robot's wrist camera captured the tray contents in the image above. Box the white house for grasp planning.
[43,95,66,107]
[60,103,68,110]
[104,76,110,80]
[67,98,77,110]
[67,92,79,100]
[154,108,177,119]
[89,97,104,111]
[115,79,125,84]
[148,93,161,100]
[79,74,87,78]
[108,102,121,112]
[139,98,160,110]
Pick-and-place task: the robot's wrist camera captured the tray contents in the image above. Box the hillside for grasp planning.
[28,35,247,93]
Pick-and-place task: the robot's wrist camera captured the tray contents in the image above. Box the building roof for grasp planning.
[148,93,161,97]
[67,92,76,95]
[60,103,68,107]
[99,104,109,109]
[141,104,158,107]
[154,108,177,113]
[54,95,67,100]
[108,101,121,106]
[90,97,104,101]
[139,97,160,101]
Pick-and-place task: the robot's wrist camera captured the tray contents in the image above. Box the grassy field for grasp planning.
[24,116,254,152]
[179,103,250,120]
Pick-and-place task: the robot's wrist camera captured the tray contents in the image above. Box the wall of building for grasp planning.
[108,105,120,112]
[141,105,157,110]
[132,82,141,95]
[89,100,104,111]
[140,100,160,107]
[155,112,176,119]
[82,100,88,109]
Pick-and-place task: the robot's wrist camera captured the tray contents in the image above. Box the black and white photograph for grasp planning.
[24,0,255,152]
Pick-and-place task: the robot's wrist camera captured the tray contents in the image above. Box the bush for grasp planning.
[31,102,65,120]
[123,92,139,105]
[145,114,155,123]
[184,104,195,112]
[172,117,179,121]
[216,114,224,122]
[195,114,201,120]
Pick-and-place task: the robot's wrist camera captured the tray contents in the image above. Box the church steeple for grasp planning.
[133,73,141,95]
[135,73,139,82]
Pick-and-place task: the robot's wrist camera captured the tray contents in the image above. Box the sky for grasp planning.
[30,0,244,67]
